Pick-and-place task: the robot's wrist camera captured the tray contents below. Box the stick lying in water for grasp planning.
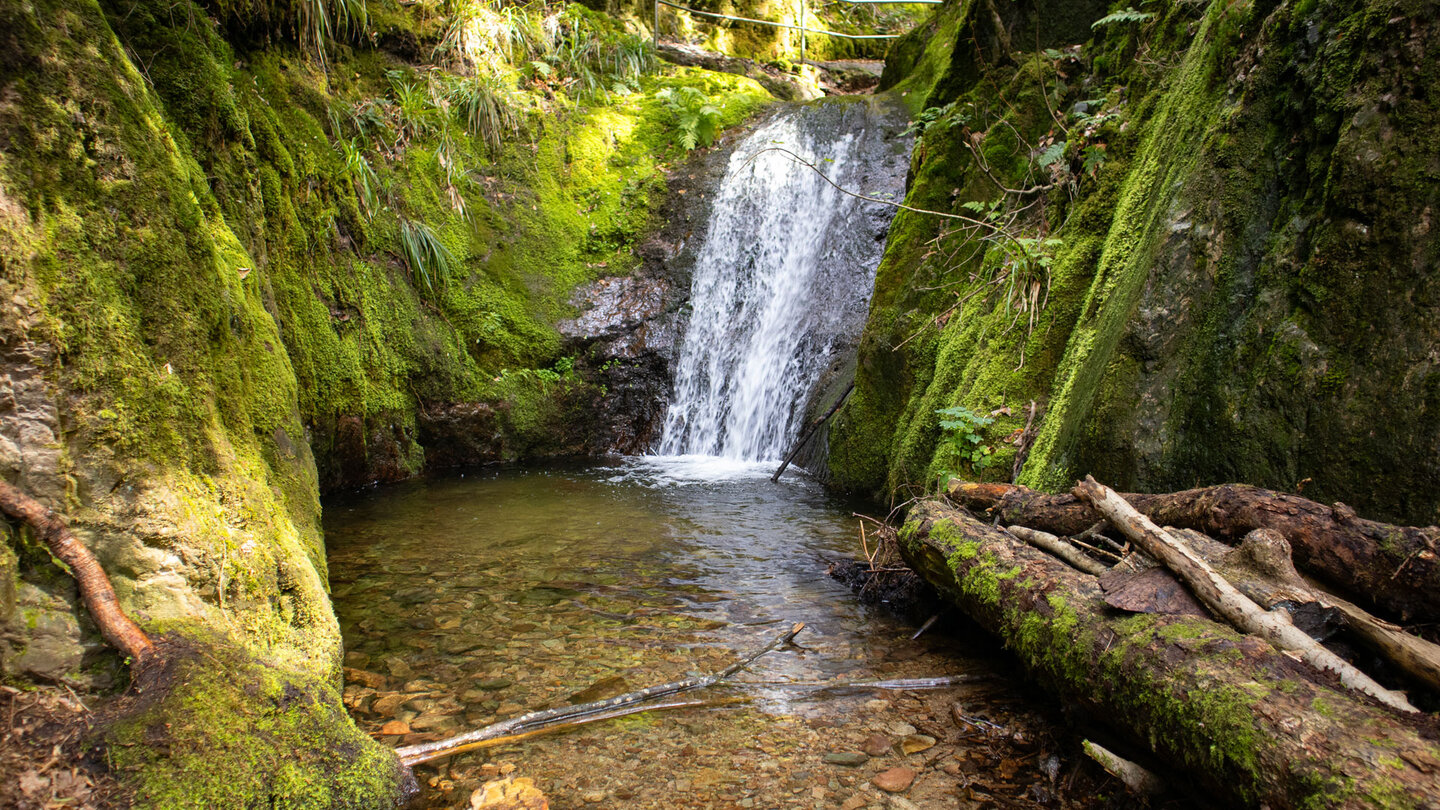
[398,697,729,765]
[394,622,806,766]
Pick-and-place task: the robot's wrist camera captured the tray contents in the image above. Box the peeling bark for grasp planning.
[900,500,1440,808]
[947,480,1440,623]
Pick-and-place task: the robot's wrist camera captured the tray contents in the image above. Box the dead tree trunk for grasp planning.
[900,500,1440,809]
[0,480,154,664]
[947,480,1440,623]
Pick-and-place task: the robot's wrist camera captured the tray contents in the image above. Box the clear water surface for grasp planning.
[327,459,1106,809]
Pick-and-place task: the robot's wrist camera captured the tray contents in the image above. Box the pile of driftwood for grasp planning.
[902,475,1440,808]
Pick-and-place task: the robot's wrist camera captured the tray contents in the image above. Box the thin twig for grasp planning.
[737,147,1028,252]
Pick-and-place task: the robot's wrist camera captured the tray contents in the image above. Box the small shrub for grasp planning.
[934,406,997,487]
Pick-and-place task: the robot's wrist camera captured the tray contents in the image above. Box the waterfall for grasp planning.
[657,101,910,462]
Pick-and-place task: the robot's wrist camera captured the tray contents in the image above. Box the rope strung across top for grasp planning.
[655,0,923,40]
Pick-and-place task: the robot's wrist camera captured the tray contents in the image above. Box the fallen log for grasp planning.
[947,480,1440,623]
[1073,476,1416,713]
[0,479,154,665]
[899,500,1440,808]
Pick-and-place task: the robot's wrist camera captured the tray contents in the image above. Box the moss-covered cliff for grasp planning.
[0,0,775,803]
[830,0,1440,527]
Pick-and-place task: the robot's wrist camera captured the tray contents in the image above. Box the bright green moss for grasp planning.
[105,634,408,810]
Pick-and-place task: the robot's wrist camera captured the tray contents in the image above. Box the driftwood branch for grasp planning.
[1072,476,1417,713]
[772,383,853,482]
[1082,739,1165,797]
[0,480,154,664]
[1004,525,1108,576]
[948,479,1440,623]
[396,697,720,764]
[395,622,805,766]
[1172,527,1440,696]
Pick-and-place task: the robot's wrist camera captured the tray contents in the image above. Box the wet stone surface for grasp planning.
[327,461,1158,808]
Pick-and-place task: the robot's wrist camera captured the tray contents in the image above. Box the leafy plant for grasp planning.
[398,218,458,297]
[996,237,1062,332]
[1081,144,1108,177]
[1035,140,1067,168]
[934,406,997,485]
[656,87,721,150]
[1091,7,1155,29]
[901,101,959,140]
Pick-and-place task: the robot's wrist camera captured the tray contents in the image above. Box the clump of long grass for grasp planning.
[388,70,444,145]
[446,73,520,157]
[297,0,369,67]
[398,218,458,297]
[338,138,383,217]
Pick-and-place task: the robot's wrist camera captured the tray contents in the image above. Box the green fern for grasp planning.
[1091,7,1155,29]
[657,87,721,150]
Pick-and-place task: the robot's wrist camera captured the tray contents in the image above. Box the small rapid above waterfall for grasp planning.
[657,100,910,461]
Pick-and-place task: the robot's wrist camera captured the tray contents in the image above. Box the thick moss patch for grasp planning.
[102,635,410,810]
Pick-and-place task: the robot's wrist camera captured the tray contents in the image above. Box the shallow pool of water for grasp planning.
[327,460,1124,808]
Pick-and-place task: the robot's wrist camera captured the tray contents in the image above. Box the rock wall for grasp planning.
[830,0,1440,527]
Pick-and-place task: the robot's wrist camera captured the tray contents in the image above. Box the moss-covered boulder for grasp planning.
[102,634,412,809]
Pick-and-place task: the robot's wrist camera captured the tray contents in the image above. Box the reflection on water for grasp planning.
[327,460,1108,808]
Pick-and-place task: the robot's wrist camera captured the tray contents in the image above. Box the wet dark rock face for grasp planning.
[559,127,745,455]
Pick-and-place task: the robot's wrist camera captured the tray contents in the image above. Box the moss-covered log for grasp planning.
[949,481,1440,624]
[900,500,1440,808]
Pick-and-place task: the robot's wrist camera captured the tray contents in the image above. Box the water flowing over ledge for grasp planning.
[658,100,911,462]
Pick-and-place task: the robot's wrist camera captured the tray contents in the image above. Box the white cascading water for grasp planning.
[657,102,909,463]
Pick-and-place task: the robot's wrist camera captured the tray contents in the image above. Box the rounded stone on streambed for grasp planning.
[861,733,891,757]
[372,693,407,717]
[823,752,870,767]
[899,734,936,755]
[871,766,916,793]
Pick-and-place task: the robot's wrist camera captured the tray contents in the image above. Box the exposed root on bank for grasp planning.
[0,479,154,667]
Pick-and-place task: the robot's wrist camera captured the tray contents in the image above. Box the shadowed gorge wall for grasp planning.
[829,0,1440,527]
